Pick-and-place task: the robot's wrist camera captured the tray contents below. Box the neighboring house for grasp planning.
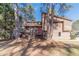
[23,21,42,29]
[23,20,42,35]
[42,12,72,40]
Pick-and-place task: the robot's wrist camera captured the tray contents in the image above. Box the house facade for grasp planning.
[23,12,72,40]
[42,13,72,40]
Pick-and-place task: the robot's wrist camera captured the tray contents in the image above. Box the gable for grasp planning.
[42,13,72,32]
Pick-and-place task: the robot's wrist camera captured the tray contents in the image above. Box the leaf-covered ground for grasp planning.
[0,39,79,56]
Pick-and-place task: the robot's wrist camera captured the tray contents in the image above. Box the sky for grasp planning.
[21,3,79,22]
[65,3,79,22]
[31,3,41,21]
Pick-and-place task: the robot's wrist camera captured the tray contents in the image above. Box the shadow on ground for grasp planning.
[0,38,79,56]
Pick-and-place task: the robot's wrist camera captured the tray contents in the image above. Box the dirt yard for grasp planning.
[0,39,79,56]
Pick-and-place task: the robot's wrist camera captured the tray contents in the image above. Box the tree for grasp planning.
[21,4,35,21]
[41,3,72,39]
[72,20,79,31]
[71,20,79,39]
[0,3,15,40]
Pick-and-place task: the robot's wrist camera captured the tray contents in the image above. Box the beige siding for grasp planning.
[52,22,70,40]
[52,32,70,40]
[64,20,72,31]
[52,17,72,40]
[42,13,72,40]
[54,17,72,31]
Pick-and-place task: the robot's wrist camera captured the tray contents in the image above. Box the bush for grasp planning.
[70,32,76,40]
[0,30,10,40]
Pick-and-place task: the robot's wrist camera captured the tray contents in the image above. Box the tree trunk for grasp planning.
[13,4,20,39]
[47,3,54,40]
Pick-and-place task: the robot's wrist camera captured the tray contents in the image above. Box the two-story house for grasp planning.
[42,12,72,40]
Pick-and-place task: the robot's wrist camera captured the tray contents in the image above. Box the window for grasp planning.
[59,32,61,36]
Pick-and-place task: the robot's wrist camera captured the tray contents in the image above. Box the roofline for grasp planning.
[54,15,72,22]
[42,12,72,22]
